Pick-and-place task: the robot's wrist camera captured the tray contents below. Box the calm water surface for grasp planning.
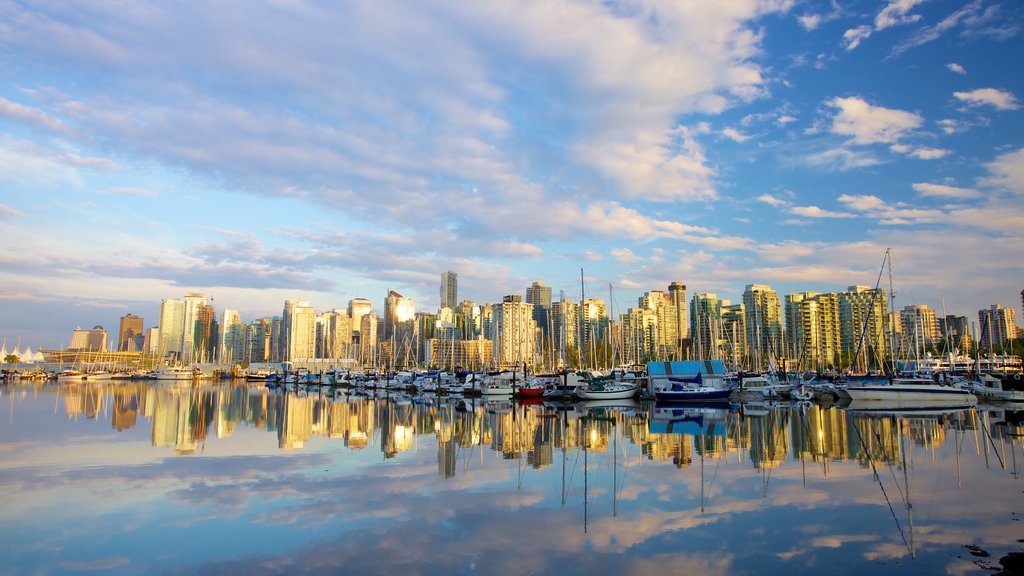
[1,380,1021,575]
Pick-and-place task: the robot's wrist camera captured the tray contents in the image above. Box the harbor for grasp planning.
[1,377,1021,575]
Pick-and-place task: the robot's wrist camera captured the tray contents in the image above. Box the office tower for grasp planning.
[839,285,888,372]
[743,284,783,369]
[689,294,723,361]
[785,292,841,371]
[579,298,609,361]
[193,304,217,363]
[639,289,682,360]
[143,327,159,355]
[359,311,378,366]
[455,300,480,340]
[899,304,938,351]
[526,281,553,337]
[247,318,273,362]
[721,303,746,369]
[979,304,1017,350]
[348,298,373,335]
[181,293,208,363]
[669,281,688,350]
[118,314,143,352]
[316,309,353,360]
[938,315,971,352]
[219,309,243,363]
[158,298,185,360]
[551,299,578,365]
[69,326,108,351]
[282,300,316,361]
[492,295,537,369]
[440,271,458,310]
[384,290,416,347]
[620,306,657,364]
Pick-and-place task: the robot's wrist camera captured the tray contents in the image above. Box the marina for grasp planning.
[1,378,1021,575]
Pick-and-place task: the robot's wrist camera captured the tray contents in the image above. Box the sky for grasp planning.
[1,0,1023,349]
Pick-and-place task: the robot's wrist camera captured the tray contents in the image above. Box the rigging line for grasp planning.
[852,417,913,557]
[980,411,1007,470]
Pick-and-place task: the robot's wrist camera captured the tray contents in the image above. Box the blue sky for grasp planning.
[1,0,1022,349]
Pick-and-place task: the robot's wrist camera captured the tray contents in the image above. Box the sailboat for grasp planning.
[843,249,977,409]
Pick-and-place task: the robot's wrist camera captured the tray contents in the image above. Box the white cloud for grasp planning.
[842,25,873,50]
[827,96,922,145]
[776,115,797,126]
[982,147,1024,194]
[911,183,981,199]
[611,248,640,263]
[789,206,855,218]
[721,127,751,143]
[99,187,159,197]
[946,63,966,74]
[953,88,1020,110]
[797,14,822,30]
[0,204,26,219]
[0,97,75,135]
[891,146,949,160]
[757,194,789,207]
[802,146,882,171]
[837,194,887,212]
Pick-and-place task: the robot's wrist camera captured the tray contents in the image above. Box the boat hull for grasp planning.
[653,387,732,402]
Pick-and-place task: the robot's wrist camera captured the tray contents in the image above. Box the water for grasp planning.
[0,380,1021,575]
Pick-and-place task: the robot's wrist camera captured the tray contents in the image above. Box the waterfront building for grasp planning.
[384,290,415,343]
[742,284,783,369]
[143,327,159,355]
[455,300,480,340]
[839,285,888,372]
[526,281,552,337]
[282,300,316,361]
[348,298,372,336]
[619,306,658,364]
[492,295,537,369]
[938,315,971,353]
[181,293,208,364]
[689,294,723,361]
[579,298,609,366]
[359,311,378,367]
[194,304,217,363]
[316,309,353,360]
[118,314,143,352]
[440,271,458,311]
[899,304,939,353]
[69,325,108,352]
[219,309,244,364]
[551,299,578,366]
[785,292,841,371]
[669,281,688,354]
[979,304,1017,350]
[157,298,184,360]
[721,303,746,369]
[246,318,273,363]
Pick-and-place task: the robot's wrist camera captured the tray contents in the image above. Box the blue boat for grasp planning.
[651,372,733,402]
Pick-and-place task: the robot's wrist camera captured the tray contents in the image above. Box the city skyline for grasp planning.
[1,2,1023,348]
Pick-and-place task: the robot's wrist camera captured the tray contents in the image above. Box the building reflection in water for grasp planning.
[25,382,1018,482]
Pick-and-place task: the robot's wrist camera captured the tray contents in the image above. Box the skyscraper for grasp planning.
[492,295,536,369]
[899,304,938,351]
[158,298,185,360]
[689,293,723,361]
[69,326,108,351]
[979,304,1017,350]
[220,309,243,363]
[669,281,688,351]
[384,290,415,342]
[743,284,783,369]
[181,293,208,363]
[348,298,372,336]
[525,281,552,336]
[283,300,316,361]
[440,271,458,310]
[839,285,888,372]
[117,314,143,352]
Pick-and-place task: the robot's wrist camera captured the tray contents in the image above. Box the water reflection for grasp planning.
[1,380,1022,575]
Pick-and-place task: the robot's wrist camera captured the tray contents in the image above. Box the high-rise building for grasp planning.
[348,298,373,335]
[689,294,723,360]
[219,309,243,363]
[157,298,185,360]
[937,315,971,353]
[669,281,688,352]
[899,304,938,352]
[743,284,783,369]
[638,289,682,360]
[117,314,143,352]
[551,299,578,365]
[181,293,208,363]
[316,309,353,360]
[359,311,378,366]
[579,298,609,361]
[383,290,415,341]
[979,304,1017,350]
[69,326,108,351]
[456,300,480,340]
[620,306,658,364]
[492,295,537,369]
[283,300,316,361]
[526,281,553,336]
[440,271,458,310]
[839,285,888,372]
[194,304,217,363]
[721,303,746,368]
[785,292,841,371]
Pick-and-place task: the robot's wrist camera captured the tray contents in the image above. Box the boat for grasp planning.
[56,369,86,382]
[652,373,732,402]
[152,365,196,381]
[577,380,639,400]
[246,368,273,382]
[971,372,1024,402]
[843,376,977,404]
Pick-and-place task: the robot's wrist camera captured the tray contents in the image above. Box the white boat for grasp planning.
[56,369,86,382]
[577,380,639,400]
[843,376,977,404]
[152,365,196,381]
[971,373,1024,402]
